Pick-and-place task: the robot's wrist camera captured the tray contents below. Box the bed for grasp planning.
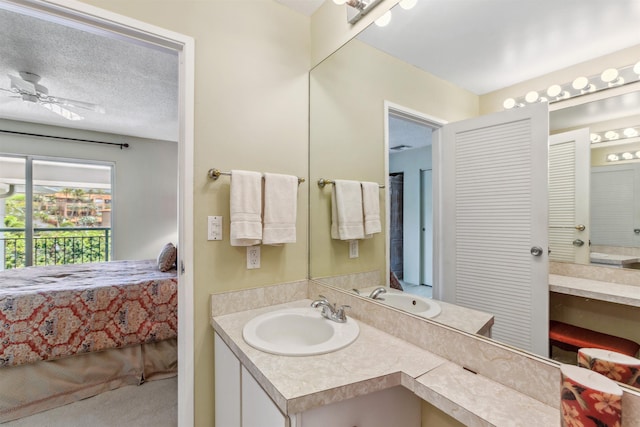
[0,259,178,422]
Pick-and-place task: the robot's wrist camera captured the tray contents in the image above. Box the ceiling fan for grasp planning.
[0,71,105,121]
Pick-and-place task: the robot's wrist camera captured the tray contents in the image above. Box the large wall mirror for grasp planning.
[309,0,640,392]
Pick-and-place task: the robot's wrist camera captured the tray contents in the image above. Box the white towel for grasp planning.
[331,179,365,240]
[262,173,298,245]
[361,181,381,237]
[230,170,262,246]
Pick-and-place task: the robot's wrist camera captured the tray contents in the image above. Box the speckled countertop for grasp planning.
[357,286,494,336]
[549,273,640,307]
[211,297,558,425]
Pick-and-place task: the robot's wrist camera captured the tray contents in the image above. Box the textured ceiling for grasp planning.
[0,6,179,142]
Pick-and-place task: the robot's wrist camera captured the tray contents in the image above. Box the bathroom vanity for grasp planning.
[210,281,569,426]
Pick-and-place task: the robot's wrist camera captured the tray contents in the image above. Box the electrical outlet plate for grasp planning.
[247,246,260,269]
[349,240,359,258]
[208,216,222,241]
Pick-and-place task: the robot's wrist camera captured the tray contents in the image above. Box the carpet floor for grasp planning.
[3,377,177,427]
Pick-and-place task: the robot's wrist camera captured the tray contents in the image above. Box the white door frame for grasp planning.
[2,1,195,425]
[383,101,446,286]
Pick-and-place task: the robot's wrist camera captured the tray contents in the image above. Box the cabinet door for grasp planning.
[296,386,420,427]
[241,366,287,427]
[214,333,241,427]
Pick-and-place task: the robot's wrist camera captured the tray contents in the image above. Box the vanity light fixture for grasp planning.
[606,151,640,162]
[336,0,416,26]
[333,0,386,25]
[590,125,640,145]
[503,61,640,110]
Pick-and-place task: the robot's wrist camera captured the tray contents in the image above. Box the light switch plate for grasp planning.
[247,246,260,269]
[208,216,222,241]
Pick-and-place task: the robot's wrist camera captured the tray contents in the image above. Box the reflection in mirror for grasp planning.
[309,0,640,391]
[551,92,640,267]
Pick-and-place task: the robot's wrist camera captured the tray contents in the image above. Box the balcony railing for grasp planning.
[0,227,111,269]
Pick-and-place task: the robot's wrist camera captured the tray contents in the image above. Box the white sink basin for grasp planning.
[242,307,359,356]
[377,293,441,319]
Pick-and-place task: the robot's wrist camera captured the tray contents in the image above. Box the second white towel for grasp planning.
[263,173,298,245]
[361,181,381,237]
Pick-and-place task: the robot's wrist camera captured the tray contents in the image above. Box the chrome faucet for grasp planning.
[311,295,350,323]
[368,287,387,300]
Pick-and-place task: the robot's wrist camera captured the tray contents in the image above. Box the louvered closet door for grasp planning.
[434,102,549,357]
[549,129,590,264]
[591,164,637,247]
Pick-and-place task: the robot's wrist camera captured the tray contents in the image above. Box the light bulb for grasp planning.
[605,131,619,140]
[399,0,418,10]
[572,76,589,90]
[572,76,595,92]
[623,128,639,138]
[635,151,640,158]
[333,0,348,4]
[634,61,640,76]
[590,133,602,143]
[623,152,634,160]
[374,10,392,27]
[601,68,619,83]
[525,91,539,103]
[607,154,619,162]
[547,85,562,97]
[503,98,516,109]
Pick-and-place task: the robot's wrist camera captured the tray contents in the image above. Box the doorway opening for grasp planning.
[0,1,194,424]
[385,103,445,299]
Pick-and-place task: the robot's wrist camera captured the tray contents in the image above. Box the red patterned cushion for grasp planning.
[157,243,177,272]
[550,321,640,357]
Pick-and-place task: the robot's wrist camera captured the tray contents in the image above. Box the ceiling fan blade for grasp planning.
[51,96,105,114]
[40,102,85,121]
[8,74,36,95]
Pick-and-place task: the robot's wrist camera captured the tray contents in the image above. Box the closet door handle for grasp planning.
[530,246,543,256]
[572,239,585,247]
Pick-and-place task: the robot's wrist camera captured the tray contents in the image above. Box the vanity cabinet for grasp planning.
[290,386,420,427]
[214,332,420,427]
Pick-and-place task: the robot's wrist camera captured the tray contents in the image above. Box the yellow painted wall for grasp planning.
[78,1,309,424]
[422,401,466,427]
[309,38,479,279]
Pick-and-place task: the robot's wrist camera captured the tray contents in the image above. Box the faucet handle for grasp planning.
[335,304,351,321]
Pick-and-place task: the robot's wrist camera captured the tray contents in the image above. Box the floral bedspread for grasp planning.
[0,260,177,368]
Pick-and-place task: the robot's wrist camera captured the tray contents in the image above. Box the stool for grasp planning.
[549,320,640,357]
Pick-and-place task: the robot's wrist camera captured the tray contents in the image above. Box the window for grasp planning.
[0,155,113,270]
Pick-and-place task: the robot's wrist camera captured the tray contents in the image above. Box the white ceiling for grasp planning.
[358,0,640,95]
[0,5,179,142]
